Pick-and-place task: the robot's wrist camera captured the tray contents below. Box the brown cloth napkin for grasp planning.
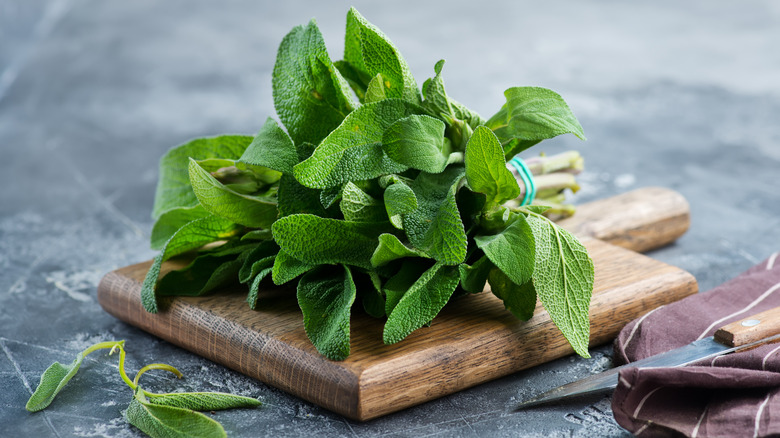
[611,252,780,437]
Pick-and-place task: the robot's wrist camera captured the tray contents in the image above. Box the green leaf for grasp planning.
[486,87,586,158]
[141,216,242,313]
[383,260,430,316]
[188,158,278,228]
[464,126,521,205]
[126,390,227,438]
[334,60,369,101]
[340,182,387,222]
[271,249,316,285]
[156,244,253,298]
[247,266,273,309]
[147,392,261,411]
[403,167,468,265]
[458,256,493,293]
[421,59,485,128]
[526,213,594,357]
[319,185,343,209]
[382,115,449,173]
[371,233,429,267]
[26,357,84,412]
[488,267,537,321]
[297,265,357,361]
[344,7,421,105]
[474,214,535,286]
[152,135,253,219]
[239,117,298,175]
[293,99,425,188]
[272,214,386,269]
[364,73,387,103]
[383,262,460,344]
[277,174,326,218]
[272,19,357,145]
[238,241,279,284]
[150,205,209,250]
[383,179,417,229]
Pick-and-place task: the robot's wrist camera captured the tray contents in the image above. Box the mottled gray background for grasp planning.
[2,0,779,436]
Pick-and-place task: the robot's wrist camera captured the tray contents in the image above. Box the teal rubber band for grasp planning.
[509,157,536,206]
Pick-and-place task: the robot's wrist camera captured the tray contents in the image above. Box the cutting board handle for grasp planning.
[557,186,689,253]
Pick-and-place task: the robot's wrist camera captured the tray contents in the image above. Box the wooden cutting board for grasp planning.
[98,187,697,421]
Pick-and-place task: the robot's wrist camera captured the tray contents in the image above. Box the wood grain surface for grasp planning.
[98,187,697,420]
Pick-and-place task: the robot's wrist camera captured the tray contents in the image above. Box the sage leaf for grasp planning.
[272,214,387,269]
[239,117,298,175]
[141,215,243,312]
[297,265,357,361]
[403,167,468,265]
[293,99,424,188]
[26,357,84,412]
[152,135,253,220]
[383,262,460,344]
[383,178,417,229]
[126,390,227,438]
[488,267,537,321]
[486,87,585,158]
[156,243,256,298]
[421,59,485,128]
[344,7,421,105]
[150,205,209,250]
[147,392,261,411]
[277,175,328,217]
[382,114,449,173]
[458,255,493,293]
[188,158,278,228]
[238,241,279,284]
[247,266,273,309]
[383,260,429,316]
[340,182,387,222]
[371,233,430,267]
[271,249,316,285]
[526,213,594,357]
[364,73,387,103]
[464,126,521,206]
[333,59,369,101]
[272,19,357,145]
[474,214,535,286]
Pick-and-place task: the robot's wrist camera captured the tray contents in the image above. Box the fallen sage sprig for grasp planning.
[142,7,594,361]
[26,340,261,438]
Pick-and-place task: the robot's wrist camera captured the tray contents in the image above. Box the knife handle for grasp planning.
[714,307,780,347]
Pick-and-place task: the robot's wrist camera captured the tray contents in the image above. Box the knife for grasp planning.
[516,306,780,409]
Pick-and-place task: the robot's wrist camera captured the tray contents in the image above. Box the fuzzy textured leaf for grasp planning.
[293,99,424,188]
[464,126,521,205]
[344,7,421,104]
[273,214,386,269]
[340,182,387,222]
[271,249,316,285]
[364,73,387,103]
[371,233,429,267]
[147,392,261,411]
[150,205,209,250]
[126,391,226,438]
[458,256,492,293]
[272,19,357,145]
[25,357,84,412]
[383,178,417,229]
[526,214,594,357]
[383,263,460,344]
[474,214,535,286]
[240,117,298,175]
[188,159,278,228]
[382,115,449,173]
[403,167,467,265]
[486,87,585,157]
[297,265,357,360]
[488,267,537,321]
[141,216,243,312]
[152,135,252,219]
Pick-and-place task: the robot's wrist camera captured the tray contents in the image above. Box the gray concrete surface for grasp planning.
[2,0,779,436]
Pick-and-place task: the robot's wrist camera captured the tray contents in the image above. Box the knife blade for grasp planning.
[516,306,780,409]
